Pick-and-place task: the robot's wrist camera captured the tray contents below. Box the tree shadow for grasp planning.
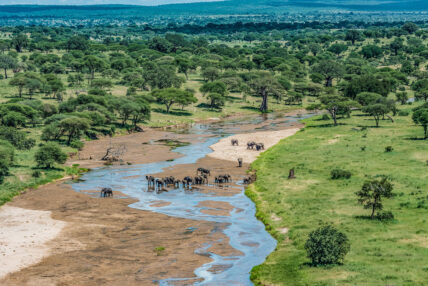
[353,215,395,223]
[310,123,347,128]
[153,108,192,116]
[404,137,427,141]
[195,103,222,111]
[240,106,260,111]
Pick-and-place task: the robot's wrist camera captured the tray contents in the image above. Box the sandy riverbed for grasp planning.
[0,206,66,280]
[208,127,301,163]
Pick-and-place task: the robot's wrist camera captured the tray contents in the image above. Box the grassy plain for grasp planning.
[248,104,428,285]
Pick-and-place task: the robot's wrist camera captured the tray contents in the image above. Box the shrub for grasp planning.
[304,224,350,266]
[32,170,41,178]
[34,142,67,169]
[361,146,366,151]
[331,168,352,179]
[385,146,394,152]
[70,140,84,150]
[321,114,330,120]
[398,110,409,116]
[376,211,395,221]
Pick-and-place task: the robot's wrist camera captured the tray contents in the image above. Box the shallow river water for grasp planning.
[71,112,313,285]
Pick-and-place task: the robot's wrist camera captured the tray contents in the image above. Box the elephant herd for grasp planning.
[145,167,233,193]
[247,141,265,151]
[230,139,265,151]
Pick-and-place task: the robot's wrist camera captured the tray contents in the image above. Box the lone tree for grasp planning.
[362,103,390,127]
[310,95,357,126]
[34,142,67,169]
[412,107,428,139]
[356,176,394,219]
[304,224,350,266]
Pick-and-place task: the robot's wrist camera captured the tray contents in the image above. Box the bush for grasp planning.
[32,170,41,178]
[321,114,330,120]
[331,168,352,179]
[398,110,409,116]
[70,140,84,150]
[0,140,15,184]
[385,146,394,152]
[34,142,67,169]
[304,224,350,266]
[0,126,35,150]
[376,211,394,221]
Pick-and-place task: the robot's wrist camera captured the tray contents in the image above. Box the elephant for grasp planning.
[100,187,113,197]
[197,167,211,176]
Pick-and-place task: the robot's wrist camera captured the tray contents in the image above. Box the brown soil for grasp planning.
[1,181,236,286]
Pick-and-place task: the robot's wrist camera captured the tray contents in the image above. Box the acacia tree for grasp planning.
[248,73,284,112]
[412,107,428,139]
[345,30,362,45]
[152,88,197,113]
[11,34,28,53]
[313,60,345,87]
[9,73,26,97]
[313,95,357,126]
[0,54,17,79]
[356,176,394,219]
[58,117,91,145]
[362,103,391,127]
[83,55,106,82]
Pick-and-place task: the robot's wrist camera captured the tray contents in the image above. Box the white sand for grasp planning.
[208,128,300,163]
[0,205,66,279]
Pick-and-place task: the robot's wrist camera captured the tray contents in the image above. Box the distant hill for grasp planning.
[0,0,426,26]
[0,0,427,14]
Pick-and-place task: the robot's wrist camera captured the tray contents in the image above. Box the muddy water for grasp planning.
[71,112,314,285]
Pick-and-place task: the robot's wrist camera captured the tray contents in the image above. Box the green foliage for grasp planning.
[330,168,352,179]
[151,88,196,113]
[70,140,84,150]
[34,142,67,169]
[0,126,35,150]
[356,176,394,219]
[412,107,428,139]
[207,92,225,109]
[304,224,350,266]
[0,140,15,184]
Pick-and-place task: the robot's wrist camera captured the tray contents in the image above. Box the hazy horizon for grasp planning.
[0,0,226,6]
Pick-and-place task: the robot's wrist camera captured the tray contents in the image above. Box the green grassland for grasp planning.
[248,104,428,285]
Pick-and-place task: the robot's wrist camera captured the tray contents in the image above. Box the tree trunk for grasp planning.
[4,68,7,79]
[371,203,376,219]
[325,77,333,87]
[259,92,268,112]
[424,126,427,139]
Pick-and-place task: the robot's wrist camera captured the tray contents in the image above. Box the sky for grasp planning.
[0,0,222,5]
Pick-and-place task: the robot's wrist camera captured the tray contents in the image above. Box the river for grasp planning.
[70,112,313,285]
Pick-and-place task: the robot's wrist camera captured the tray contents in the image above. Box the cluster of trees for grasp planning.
[1,20,428,185]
